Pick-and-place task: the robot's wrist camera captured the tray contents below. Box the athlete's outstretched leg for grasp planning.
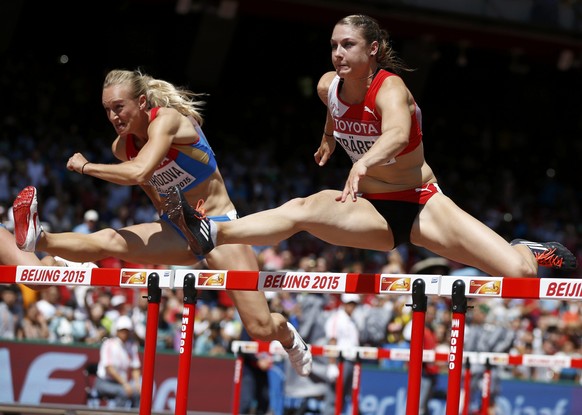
[165,186,394,256]
[13,186,207,265]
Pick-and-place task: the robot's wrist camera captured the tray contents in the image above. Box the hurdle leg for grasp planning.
[335,351,345,415]
[140,273,161,415]
[231,347,243,415]
[446,280,468,415]
[480,358,492,415]
[351,352,361,415]
[405,278,428,415]
[175,273,198,415]
[462,357,471,415]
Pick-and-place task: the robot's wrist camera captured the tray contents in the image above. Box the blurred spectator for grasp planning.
[35,286,75,343]
[133,194,158,224]
[385,296,413,342]
[356,294,392,348]
[0,156,12,203]
[93,289,114,332]
[0,285,21,339]
[47,204,75,233]
[283,293,329,414]
[258,243,286,271]
[323,293,361,415]
[381,248,406,274]
[555,335,581,382]
[105,294,128,323]
[464,302,515,414]
[238,326,272,415]
[80,302,108,344]
[26,150,48,189]
[110,205,134,230]
[94,315,141,408]
[131,291,148,346]
[194,321,229,356]
[16,302,50,341]
[73,209,100,234]
[157,291,177,350]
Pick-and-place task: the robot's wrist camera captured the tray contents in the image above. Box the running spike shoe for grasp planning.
[13,186,42,252]
[164,185,215,256]
[511,239,577,270]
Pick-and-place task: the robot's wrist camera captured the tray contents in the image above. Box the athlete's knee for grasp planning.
[284,192,329,215]
[92,228,127,255]
[279,197,313,226]
[283,196,310,210]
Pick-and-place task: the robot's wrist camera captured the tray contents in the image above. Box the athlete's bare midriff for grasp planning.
[357,143,437,193]
[179,169,236,216]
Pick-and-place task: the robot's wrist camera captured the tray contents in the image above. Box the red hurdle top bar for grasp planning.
[0,265,580,301]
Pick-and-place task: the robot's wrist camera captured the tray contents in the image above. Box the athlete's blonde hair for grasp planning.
[103,69,205,125]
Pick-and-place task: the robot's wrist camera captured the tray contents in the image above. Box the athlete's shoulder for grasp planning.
[317,71,338,92]
[149,106,182,121]
[317,71,339,103]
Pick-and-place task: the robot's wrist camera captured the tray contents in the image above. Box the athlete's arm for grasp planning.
[337,76,412,202]
[358,76,412,168]
[314,71,338,167]
[70,111,179,186]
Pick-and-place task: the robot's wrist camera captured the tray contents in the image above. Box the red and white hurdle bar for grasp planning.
[1,265,581,415]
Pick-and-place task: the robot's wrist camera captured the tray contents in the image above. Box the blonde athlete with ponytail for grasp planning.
[13,69,312,376]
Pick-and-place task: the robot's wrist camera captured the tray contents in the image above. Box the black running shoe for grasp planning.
[164,185,215,256]
[511,239,578,270]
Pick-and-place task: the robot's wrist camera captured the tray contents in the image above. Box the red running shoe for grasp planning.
[13,186,41,252]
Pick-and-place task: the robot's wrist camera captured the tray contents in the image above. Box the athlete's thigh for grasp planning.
[412,193,519,275]
[299,190,393,251]
[113,221,198,265]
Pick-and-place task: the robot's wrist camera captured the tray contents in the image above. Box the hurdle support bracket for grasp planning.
[147,272,162,303]
[183,272,198,305]
[410,278,428,312]
[451,279,468,313]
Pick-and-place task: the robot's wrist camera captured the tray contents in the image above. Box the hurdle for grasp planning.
[1,265,579,415]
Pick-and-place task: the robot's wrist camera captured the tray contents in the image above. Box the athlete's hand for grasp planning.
[338,161,368,202]
[66,153,88,174]
[314,135,336,166]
